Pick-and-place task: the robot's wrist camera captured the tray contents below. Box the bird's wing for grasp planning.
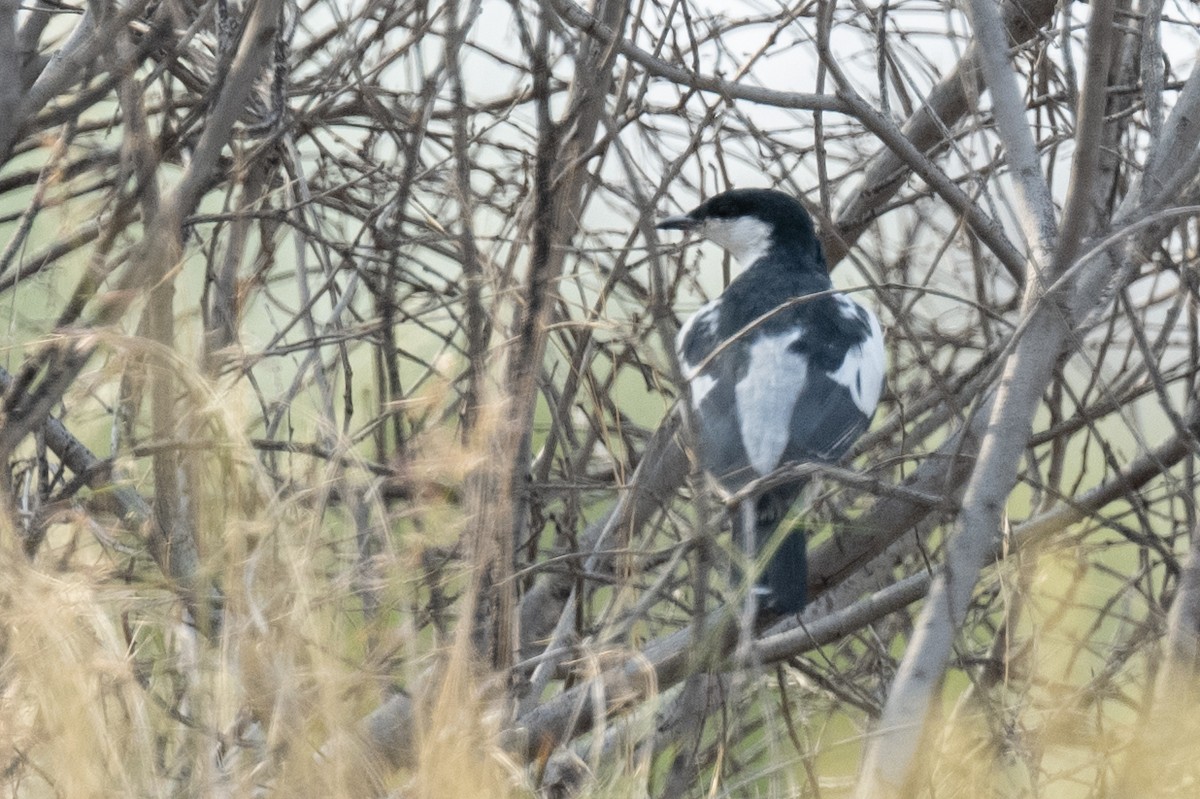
[782,298,885,461]
[828,296,886,416]
[677,298,722,407]
[678,299,756,486]
[782,372,871,461]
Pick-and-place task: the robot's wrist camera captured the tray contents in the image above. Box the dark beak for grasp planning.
[656,213,699,232]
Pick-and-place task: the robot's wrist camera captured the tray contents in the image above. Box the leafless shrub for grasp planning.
[1,0,1198,796]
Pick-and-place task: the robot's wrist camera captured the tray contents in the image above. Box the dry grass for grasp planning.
[2,0,1200,796]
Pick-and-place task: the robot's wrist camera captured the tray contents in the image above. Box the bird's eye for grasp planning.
[707,198,739,218]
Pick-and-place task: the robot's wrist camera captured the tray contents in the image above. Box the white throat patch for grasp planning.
[703,216,772,267]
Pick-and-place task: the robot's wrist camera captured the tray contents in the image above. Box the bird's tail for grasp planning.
[732,482,808,618]
[759,523,808,615]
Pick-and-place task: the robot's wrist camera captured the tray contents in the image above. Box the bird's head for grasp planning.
[656,188,822,269]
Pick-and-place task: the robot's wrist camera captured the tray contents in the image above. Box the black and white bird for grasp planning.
[658,188,885,618]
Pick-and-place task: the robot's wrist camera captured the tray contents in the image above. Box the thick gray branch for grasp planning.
[853,3,1125,793]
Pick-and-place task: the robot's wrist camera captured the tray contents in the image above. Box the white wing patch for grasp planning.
[835,294,862,321]
[735,329,809,475]
[688,374,716,409]
[829,300,885,415]
[677,299,721,408]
